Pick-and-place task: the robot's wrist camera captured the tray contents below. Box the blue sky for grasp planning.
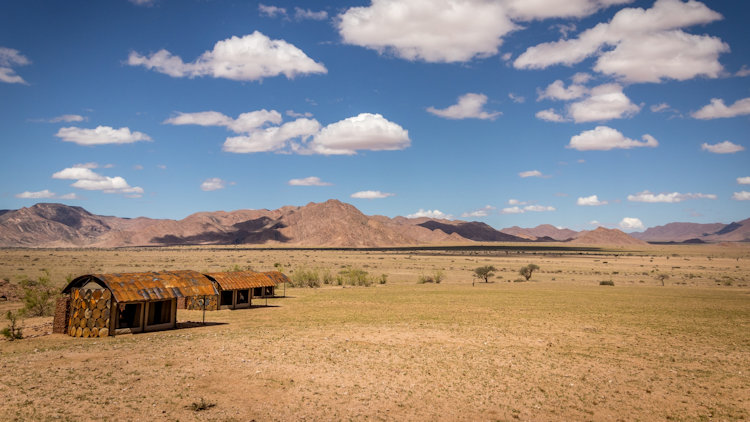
[1,0,749,232]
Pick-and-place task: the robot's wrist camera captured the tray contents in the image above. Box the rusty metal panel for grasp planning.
[204,270,283,291]
[262,271,290,286]
[83,270,218,303]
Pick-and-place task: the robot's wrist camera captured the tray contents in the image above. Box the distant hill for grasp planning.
[570,227,649,246]
[1,202,747,247]
[501,224,577,241]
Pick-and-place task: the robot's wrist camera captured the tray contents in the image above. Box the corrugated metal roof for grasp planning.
[204,270,286,291]
[64,270,218,303]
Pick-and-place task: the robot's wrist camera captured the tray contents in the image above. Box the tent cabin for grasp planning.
[59,270,218,337]
[202,270,287,310]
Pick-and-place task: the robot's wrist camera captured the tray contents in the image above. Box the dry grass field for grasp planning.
[1,244,749,420]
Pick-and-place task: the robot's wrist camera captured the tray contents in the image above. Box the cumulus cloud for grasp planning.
[288,176,332,186]
[514,0,727,83]
[627,190,717,203]
[701,141,744,154]
[508,93,525,104]
[691,97,750,119]
[337,0,629,63]
[568,126,658,151]
[538,79,588,101]
[732,191,750,201]
[427,93,501,120]
[407,209,452,219]
[737,177,750,185]
[200,178,226,191]
[737,66,750,77]
[519,170,543,178]
[524,205,556,212]
[128,31,326,82]
[308,113,410,155]
[619,217,644,231]
[15,190,57,199]
[501,203,555,214]
[168,109,410,155]
[535,109,567,122]
[55,126,152,146]
[295,8,328,20]
[650,103,671,112]
[508,199,527,206]
[577,195,608,206]
[52,164,143,197]
[337,0,515,63]
[258,4,287,18]
[567,83,640,122]
[501,206,525,214]
[461,205,496,218]
[350,190,394,199]
[0,47,30,84]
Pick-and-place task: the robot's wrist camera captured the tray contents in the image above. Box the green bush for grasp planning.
[20,269,57,317]
[417,270,444,284]
[290,268,321,288]
[338,267,372,286]
[378,274,388,285]
[1,310,22,341]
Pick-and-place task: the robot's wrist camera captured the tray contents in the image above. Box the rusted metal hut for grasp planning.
[58,270,218,337]
[202,270,287,309]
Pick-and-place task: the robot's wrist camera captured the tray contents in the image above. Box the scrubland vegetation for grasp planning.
[0,244,748,420]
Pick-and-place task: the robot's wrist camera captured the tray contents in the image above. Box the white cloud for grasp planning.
[567,83,640,123]
[619,217,644,231]
[504,0,633,20]
[501,206,525,215]
[164,110,282,133]
[309,113,410,155]
[223,118,321,153]
[737,177,750,185]
[535,108,567,122]
[0,47,30,84]
[407,209,452,219]
[128,31,326,81]
[538,79,588,101]
[524,205,555,212]
[295,8,328,20]
[461,205,495,218]
[737,66,750,77]
[508,93,525,104]
[259,4,287,18]
[200,178,226,191]
[427,93,501,120]
[129,0,156,5]
[650,103,671,113]
[55,126,152,146]
[286,110,313,118]
[577,195,608,206]
[692,97,750,119]
[732,191,750,201]
[52,164,143,197]
[519,170,543,178]
[350,190,395,199]
[58,193,81,200]
[15,190,56,199]
[568,126,658,151]
[508,199,527,206]
[627,190,717,203]
[701,141,744,154]
[288,176,332,186]
[35,114,86,123]
[337,0,516,63]
[514,0,727,83]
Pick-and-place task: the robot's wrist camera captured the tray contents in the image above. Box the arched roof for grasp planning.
[203,270,288,291]
[63,270,218,303]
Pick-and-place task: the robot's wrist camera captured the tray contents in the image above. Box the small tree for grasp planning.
[655,273,669,286]
[1,310,23,341]
[519,264,540,281]
[20,269,57,317]
[473,266,497,283]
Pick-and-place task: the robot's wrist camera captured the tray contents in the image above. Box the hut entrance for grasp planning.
[147,299,172,326]
[117,303,142,329]
[220,290,234,307]
[236,289,250,305]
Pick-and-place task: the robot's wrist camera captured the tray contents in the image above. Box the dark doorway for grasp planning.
[220,290,234,306]
[236,289,249,304]
[117,303,142,329]
[147,300,172,325]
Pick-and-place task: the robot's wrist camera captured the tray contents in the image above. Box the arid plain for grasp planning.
[1,244,749,420]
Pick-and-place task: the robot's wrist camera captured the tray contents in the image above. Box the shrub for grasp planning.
[20,269,57,317]
[378,274,388,285]
[599,280,615,286]
[290,268,321,288]
[519,264,540,281]
[417,270,444,284]
[338,267,372,286]
[513,278,526,283]
[190,398,216,412]
[1,310,22,341]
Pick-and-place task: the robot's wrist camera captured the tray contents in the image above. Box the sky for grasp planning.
[1,0,749,232]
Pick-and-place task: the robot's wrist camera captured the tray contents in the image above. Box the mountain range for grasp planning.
[0,201,747,248]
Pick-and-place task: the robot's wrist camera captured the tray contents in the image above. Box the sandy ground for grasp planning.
[0,245,748,420]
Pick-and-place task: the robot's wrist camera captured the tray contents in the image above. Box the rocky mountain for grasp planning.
[631,218,750,243]
[569,227,649,246]
[501,224,577,241]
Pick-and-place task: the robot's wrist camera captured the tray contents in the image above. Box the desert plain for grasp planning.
[0,243,749,421]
